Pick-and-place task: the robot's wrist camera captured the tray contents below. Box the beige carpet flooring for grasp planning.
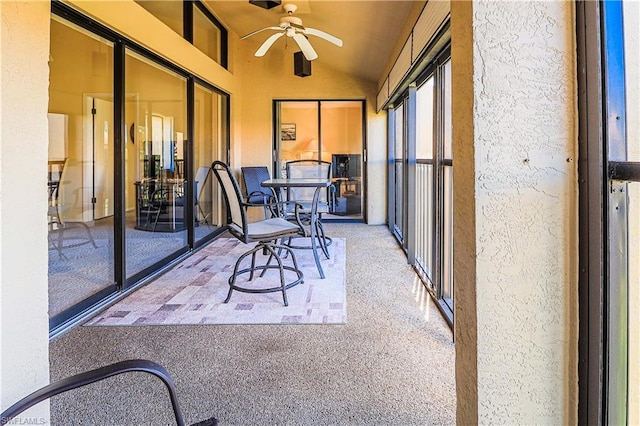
[49,223,455,425]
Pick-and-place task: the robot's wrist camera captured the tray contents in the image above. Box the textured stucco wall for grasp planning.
[0,1,51,421]
[451,2,478,424]
[452,1,578,423]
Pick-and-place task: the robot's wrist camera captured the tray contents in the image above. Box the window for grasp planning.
[134,1,228,69]
[135,1,183,35]
[192,2,227,68]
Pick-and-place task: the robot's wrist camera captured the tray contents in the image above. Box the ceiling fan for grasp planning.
[241,3,343,61]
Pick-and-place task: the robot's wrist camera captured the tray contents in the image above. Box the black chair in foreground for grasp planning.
[212,161,306,306]
[0,359,217,426]
[241,166,272,219]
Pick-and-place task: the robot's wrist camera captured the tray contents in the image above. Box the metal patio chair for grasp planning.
[0,359,217,426]
[284,159,334,258]
[212,161,306,306]
[241,166,273,219]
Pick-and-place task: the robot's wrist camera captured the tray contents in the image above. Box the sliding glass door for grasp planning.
[193,82,227,245]
[603,1,638,422]
[124,49,189,282]
[440,59,454,312]
[392,102,406,242]
[388,49,454,322]
[274,100,365,220]
[49,4,230,333]
[48,16,117,324]
[415,77,434,286]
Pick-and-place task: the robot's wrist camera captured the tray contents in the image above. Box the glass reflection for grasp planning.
[125,49,188,279]
[48,17,116,317]
[194,83,225,243]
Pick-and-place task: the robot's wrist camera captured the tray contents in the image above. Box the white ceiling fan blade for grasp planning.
[303,27,343,47]
[255,32,285,57]
[241,26,282,40]
[292,33,318,61]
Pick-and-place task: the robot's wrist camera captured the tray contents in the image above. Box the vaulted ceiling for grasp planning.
[204,0,419,84]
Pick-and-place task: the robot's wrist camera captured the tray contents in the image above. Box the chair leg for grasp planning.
[78,222,98,248]
[224,241,303,306]
[198,204,210,225]
[259,240,280,278]
[263,244,288,306]
[249,250,258,281]
[316,220,330,259]
[48,226,67,260]
[224,244,266,304]
[152,207,162,232]
[57,224,65,256]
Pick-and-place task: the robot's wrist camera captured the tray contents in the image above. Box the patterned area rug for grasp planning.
[86,237,346,325]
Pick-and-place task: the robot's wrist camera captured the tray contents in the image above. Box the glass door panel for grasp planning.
[277,101,319,176]
[276,100,365,220]
[415,76,435,285]
[48,16,116,321]
[321,101,363,219]
[124,49,188,280]
[629,182,639,424]
[194,83,226,244]
[441,59,454,311]
[393,103,405,242]
[602,1,639,421]
[623,1,639,420]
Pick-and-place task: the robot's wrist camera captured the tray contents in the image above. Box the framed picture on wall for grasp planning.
[281,123,296,141]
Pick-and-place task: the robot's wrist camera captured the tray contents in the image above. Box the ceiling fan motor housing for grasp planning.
[280,16,303,30]
[283,3,298,14]
[241,1,341,62]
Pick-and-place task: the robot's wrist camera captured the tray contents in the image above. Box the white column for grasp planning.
[0,1,51,423]
[452,1,578,423]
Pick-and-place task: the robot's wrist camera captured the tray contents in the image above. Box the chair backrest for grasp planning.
[285,160,332,204]
[194,166,210,201]
[241,166,271,204]
[48,159,68,205]
[48,159,69,225]
[211,161,248,241]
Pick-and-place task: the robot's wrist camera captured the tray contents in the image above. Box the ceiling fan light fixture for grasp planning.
[248,0,281,10]
[242,2,342,60]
